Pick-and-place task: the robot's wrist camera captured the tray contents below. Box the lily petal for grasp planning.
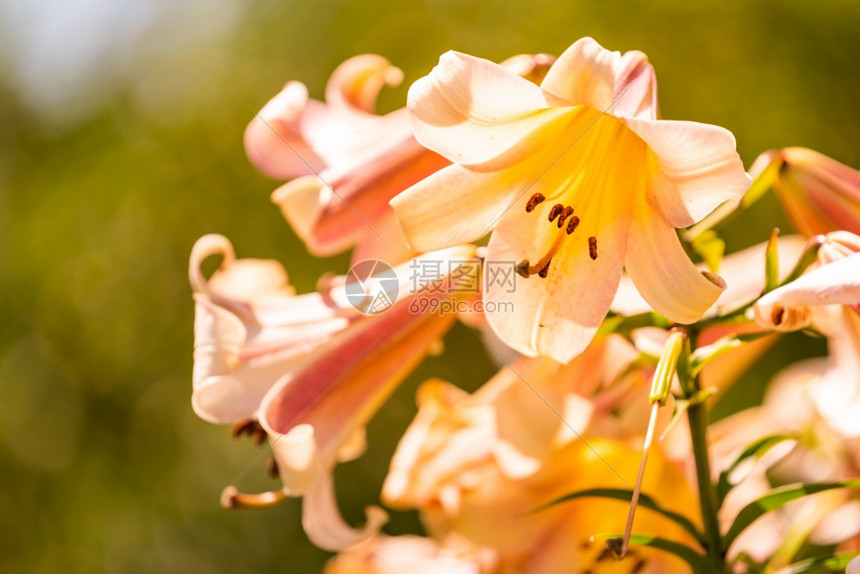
[624,193,725,323]
[539,37,619,111]
[624,117,751,227]
[391,164,523,252]
[302,470,389,552]
[484,199,628,363]
[408,51,571,171]
[324,54,404,115]
[244,81,327,179]
[756,252,860,313]
[613,49,657,120]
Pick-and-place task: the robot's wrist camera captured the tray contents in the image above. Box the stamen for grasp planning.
[538,260,551,278]
[588,236,598,260]
[548,204,564,222]
[517,230,566,279]
[566,215,580,235]
[525,193,546,213]
[231,419,267,446]
[556,206,574,228]
[221,485,288,509]
[267,456,280,479]
[516,259,530,279]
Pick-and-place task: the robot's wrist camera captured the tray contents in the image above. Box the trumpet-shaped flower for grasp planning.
[247,54,556,263]
[246,54,448,262]
[383,343,698,573]
[750,147,860,237]
[391,37,750,362]
[190,233,479,550]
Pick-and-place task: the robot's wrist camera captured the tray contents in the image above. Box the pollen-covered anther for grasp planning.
[556,206,574,228]
[525,193,546,213]
[548,204,564,222]
[588,236,598,260]
[566,215,580,235]
[231,419,267,446]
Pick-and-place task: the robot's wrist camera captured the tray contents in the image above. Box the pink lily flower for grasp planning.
[246,54,556,264]
[750,147,860,237]
[190,233,479,550]
[391,37,750,362]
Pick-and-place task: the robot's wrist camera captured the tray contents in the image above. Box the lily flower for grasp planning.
[247,54,555,263]
[383,342,698,573]
[754,232,860,334]
[325,534,496,574]
[391,37,750,362]
[190,233,479,550]
[750,147,860,237]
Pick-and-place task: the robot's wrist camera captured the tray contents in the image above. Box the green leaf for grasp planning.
[775,551,860,574]
[597,533,720,574]
[716,434,798,506]
[533,488,705,546]
[723,480,860,551]
[764,227,781,294]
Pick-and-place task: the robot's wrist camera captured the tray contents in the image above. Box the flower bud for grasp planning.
[751,147,860,237]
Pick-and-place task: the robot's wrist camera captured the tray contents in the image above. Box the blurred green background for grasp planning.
[0,0,857,571]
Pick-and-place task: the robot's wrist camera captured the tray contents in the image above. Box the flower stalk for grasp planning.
[680,330,724,569]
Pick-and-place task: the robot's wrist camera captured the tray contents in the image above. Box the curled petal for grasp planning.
[189,234,354,423]
[624,117,751,228]
[540,37,619,111]
[302,470,388,552]
[325,54,404,115]
[613,49,657,120]
[408,51,568,171]
[624,194,725,324]
[754,252,860,332]
[244,81,327,179]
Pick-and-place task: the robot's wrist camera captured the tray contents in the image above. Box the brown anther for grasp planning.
[631,559,648,574]
[548,204,564,222]
[267,456,280,479]
[588,236,598,260]
[557,206,574,228]
[525,193,546,213]
[516,260,531,279]
[538,259,551,278]
[771,305,785,326]
[231,419,267,446]
[566,215,580,235]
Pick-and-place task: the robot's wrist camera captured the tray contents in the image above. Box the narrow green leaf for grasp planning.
[764,228,781,293]
[723,480,860,551]
[597,533,719,574]
[716,434,798,506]
[775,551,860,574]
[533,488,705,546]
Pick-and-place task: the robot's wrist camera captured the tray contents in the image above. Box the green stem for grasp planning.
[680,329,724,570]
[687,399,723,569]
